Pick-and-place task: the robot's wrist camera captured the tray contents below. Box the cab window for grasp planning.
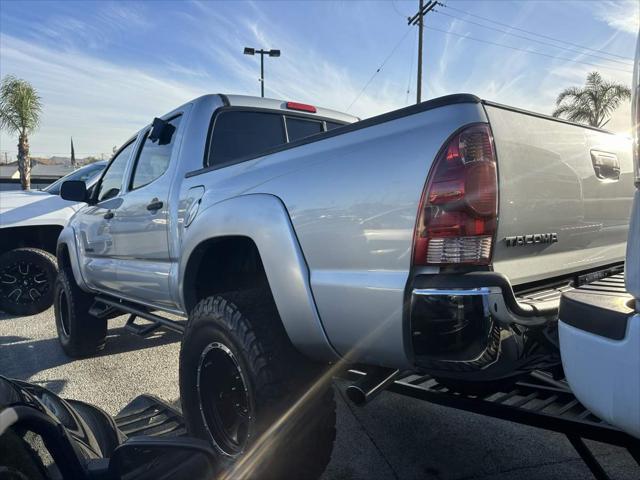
[130,115,182,190]
[208,111,286,167]
[95,141,135,202]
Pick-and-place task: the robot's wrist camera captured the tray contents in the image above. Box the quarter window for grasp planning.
[130,115,182,190]
[208,111,286,167]
[95,141,135,202]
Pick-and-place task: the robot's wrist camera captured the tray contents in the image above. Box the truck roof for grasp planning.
[221,94,359,125]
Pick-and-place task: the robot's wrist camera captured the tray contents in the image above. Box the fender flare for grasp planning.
[57,226,91,292]
[179,193,340,362]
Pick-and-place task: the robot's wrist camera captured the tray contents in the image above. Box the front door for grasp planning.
[76,140,137,292]
[108,115,182,309]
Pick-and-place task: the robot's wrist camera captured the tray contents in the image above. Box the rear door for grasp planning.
[108,114,183,309]
[485,103,634,286]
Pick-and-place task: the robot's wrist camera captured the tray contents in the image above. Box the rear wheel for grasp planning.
[0,248,58,316]
[54,269,106,357]
[179,292,336,479]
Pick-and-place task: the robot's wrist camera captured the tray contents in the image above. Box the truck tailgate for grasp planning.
[485,103,634,286]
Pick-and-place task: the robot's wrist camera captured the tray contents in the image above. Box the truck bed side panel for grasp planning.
[486,104,634,286]
[248,102,488,367]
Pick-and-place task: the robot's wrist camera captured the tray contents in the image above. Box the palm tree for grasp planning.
[552,72,631,128]
[0,75,42,190]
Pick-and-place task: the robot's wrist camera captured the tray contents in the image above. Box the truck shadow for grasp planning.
[0,326,181,382]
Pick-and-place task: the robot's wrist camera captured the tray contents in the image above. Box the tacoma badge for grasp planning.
[504,233,558,247]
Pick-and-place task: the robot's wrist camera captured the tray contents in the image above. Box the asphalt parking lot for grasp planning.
[1,308,638,479]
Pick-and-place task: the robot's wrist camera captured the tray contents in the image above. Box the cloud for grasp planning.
[0,33,222,157]
[176,2,409,118]
[592,0,639,34]
[1,1,635,159]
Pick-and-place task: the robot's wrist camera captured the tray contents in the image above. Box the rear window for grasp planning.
[286,117,323,142]
[208,111,286,167]
[206,109,349,169]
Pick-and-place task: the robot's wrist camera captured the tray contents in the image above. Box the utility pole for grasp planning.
[408,0,439,104]
[243,47,281,98]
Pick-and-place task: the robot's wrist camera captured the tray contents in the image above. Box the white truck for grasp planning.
[558,32,640,439]
[0,161,105,315]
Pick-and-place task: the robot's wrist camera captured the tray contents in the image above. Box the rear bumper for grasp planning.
[558,273,639,438]
[560,316,640,439]
[409,272,557,374]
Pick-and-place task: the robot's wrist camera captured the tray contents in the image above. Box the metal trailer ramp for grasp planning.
[344,369,640,480]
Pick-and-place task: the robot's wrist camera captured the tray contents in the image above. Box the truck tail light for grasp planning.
[413,124,498,265]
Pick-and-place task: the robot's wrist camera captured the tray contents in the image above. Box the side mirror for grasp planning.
[60,180,88,203]
[106,437,217,480]
[148,117,176,145]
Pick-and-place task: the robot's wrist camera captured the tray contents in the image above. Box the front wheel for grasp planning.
[0,248,58,316]
[179,292,336,479]
[54,269,106,357]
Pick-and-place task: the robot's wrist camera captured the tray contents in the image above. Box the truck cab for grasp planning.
[58,95,355,313]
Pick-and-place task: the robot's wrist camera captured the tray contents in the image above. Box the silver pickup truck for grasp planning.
[55,93,634,478]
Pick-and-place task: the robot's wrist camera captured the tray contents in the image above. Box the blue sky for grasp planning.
[0,0,638,159]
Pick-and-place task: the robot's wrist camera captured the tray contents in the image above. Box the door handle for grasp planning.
[146,199,163,212]
[103,211,114,220]
[591,150,620,181]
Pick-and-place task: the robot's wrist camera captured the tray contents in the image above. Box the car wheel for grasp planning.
[54,268,106,357]
[0,248,58,316]
[180,291,336,479]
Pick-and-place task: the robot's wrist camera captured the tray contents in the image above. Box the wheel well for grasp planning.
[0,225,63,256]
[183,236,272,315]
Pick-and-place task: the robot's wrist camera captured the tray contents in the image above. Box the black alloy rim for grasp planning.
[197,342,253,457]
[0,261,49,306]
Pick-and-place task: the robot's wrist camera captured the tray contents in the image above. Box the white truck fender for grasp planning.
[178,193,340,362]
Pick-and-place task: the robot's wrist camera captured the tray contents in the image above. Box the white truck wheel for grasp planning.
[0,248,58,316]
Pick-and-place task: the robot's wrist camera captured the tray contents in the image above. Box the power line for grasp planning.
[424,24,634,74]
[346,28,413,112]
[391,0,408,19]
[443,3,633,61]
[435,10,633,67]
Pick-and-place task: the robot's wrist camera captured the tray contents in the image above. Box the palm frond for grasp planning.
[0,75,42,135]
[552,71,631,127]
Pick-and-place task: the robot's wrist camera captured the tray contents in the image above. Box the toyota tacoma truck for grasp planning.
[0,161,106,315]
[54,93,634,477]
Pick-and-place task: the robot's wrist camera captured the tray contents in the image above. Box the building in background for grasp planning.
[0,163,76,191]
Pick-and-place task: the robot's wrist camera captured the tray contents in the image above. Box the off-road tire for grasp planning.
[54,268,106,357]
[180,291,336,479]
[0,248,58,316]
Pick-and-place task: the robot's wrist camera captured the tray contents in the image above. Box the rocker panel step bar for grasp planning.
[94,296,185,335]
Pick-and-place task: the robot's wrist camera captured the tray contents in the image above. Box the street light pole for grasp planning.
[260,53,265,98]
[244,47,281,98]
